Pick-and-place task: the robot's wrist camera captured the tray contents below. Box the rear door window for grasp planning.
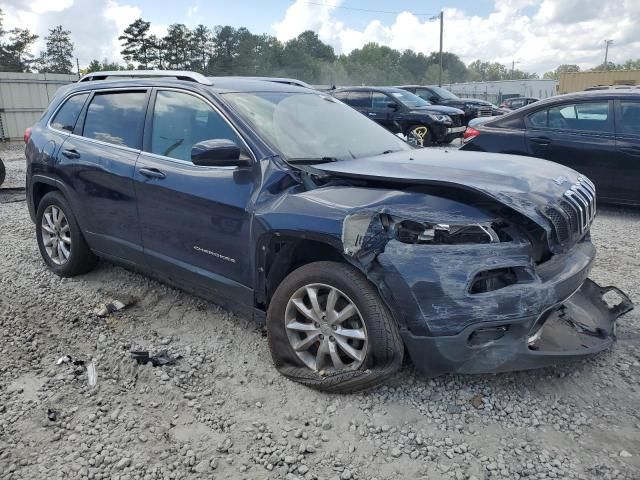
[50,93,89,132]
[82,91,147,148]
[528,109,548,128]
[547,102,611,132]
[617,101,640,135]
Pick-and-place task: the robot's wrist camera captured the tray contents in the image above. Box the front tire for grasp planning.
[267,261,403,392]
[405,124,433,147]
[0,159,5,187]
[35,191,98,277]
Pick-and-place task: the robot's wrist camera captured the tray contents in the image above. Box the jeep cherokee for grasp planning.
[24,71,633,392]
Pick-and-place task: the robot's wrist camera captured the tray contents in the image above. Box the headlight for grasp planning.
[426,114,451,123]
[394,219,503,245]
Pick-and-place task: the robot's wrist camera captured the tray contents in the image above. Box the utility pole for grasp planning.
[603,39,613,70]
[438,11,444,87]
[76,58,81,79]
[511,59,520,79]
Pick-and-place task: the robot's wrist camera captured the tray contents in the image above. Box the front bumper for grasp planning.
[373,239,634,377]
[401,279,633,376]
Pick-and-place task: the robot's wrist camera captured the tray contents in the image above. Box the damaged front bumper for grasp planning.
[401,279,633,376]
[371,238,634,377]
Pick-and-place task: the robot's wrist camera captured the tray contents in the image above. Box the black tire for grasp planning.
[35,191,98,277]
[405,124,433,147]
[267,261,404,393]
[0,159,5,187]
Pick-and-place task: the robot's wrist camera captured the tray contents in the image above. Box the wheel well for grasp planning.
[260,236,347,309]
[32,182,59,211]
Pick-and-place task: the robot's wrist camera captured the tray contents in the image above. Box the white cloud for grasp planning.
[272,0,640,74]
[1,0,142,67]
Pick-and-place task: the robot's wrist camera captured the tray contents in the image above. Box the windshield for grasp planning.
[429,86,459,100]
[223,91,412,162]
[389,91,431,108]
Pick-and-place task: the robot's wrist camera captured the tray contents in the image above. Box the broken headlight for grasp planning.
[394,219,502,245]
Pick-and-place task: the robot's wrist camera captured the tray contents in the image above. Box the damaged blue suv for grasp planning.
[25,71,633,392]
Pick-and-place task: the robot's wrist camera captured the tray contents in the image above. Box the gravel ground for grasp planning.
[1,145,639,480]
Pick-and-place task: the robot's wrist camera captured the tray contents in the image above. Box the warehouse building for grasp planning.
[442,79,558,105]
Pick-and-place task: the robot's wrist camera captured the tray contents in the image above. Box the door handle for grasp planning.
[530,136,551,146]
[139,167,166,179]
[368,112,376,116]
[61,148,80,159]
[619,146,640,156]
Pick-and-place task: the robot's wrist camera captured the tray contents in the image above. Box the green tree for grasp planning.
[190,24,213,73]
[2,28,39,72]
[119,18,153,69]
[209,26,240,75]
[162,24,192,70]
[37,25,74,74]
[85,58,124,73]
[543,64,580,80]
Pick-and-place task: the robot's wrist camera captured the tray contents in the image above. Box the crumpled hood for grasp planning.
[312,148,582,231]
[410,105,465,116]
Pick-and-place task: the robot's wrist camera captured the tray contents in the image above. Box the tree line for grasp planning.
[1,10,639,86]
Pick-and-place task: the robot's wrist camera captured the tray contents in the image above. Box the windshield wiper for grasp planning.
[287,157,339,164]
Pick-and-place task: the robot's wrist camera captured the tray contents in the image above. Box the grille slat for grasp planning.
[544,175,596,245]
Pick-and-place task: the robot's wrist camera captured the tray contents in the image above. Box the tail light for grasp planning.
[24,127,32,144]
[463,127,480,143]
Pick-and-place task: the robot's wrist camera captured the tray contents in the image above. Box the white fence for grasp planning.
[0,72,78,142]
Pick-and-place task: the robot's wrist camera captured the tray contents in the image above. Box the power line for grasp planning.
[299,1,439,18]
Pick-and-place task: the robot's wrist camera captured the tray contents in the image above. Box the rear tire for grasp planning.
[35,191,98,277]
[267,261,404,393]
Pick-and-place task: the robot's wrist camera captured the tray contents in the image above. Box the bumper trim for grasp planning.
[401,278,634,377]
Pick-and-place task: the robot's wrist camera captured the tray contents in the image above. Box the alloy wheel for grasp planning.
[285,283,368,373]
[41,205,71,265]
[408,125,429,147]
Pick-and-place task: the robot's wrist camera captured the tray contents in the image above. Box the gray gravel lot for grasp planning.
[1,146,639,480]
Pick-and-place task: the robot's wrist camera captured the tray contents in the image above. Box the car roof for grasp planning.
[333,86,411,94]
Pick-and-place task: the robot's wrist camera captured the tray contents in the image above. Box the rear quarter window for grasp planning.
[50,93,89,132]
[618,101,640,135]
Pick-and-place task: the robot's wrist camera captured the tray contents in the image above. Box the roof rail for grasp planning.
[78,70,213,86]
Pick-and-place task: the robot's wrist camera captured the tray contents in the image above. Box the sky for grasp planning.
[1,0,639,75]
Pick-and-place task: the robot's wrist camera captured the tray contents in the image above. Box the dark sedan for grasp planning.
[461,89,640,205]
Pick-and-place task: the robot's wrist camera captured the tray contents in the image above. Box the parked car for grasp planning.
[461,89,640,206]
[499,97,539,111]
[584,85,640,91]
[396,85,504,123]
[24,71,633,392]
[331,86,466,146]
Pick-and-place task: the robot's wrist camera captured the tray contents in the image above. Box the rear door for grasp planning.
[341,91,370,116]
[614,99,640,205]
[525,100,616,199]
[56,89,148,263]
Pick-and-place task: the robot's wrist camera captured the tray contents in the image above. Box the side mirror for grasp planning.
[191,139,250,167]
[386,102,399,111]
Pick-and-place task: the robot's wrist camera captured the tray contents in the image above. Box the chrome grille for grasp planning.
[562,175,596,234]
[476,106,493,117]
[544,175,596,245]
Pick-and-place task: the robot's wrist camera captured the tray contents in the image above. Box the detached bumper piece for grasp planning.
[402,279,634,377]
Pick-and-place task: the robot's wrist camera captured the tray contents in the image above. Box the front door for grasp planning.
[368,92,398,132]
[134,88,256,308]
